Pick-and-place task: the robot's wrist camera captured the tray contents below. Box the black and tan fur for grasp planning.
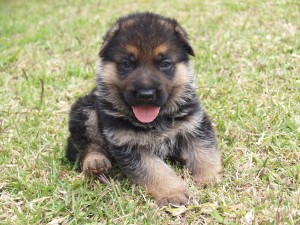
[66,12,221,206]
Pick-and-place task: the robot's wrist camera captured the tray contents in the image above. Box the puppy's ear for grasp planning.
[174,25,195,57]
[99,22,120,58]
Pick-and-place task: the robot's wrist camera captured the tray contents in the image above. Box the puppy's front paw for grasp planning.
[147,179,189,206]
[81,152,112,176]
[193,172,222,188]
[156,189,189,206]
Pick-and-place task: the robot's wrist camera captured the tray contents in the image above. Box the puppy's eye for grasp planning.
[120,60,134,70]
[159,60,172,70]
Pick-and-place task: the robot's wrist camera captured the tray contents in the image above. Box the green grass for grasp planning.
[0,0,299,224]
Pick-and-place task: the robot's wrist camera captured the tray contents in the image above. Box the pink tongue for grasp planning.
[132,105,160,123]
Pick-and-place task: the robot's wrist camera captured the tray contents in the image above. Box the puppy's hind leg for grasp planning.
[80,144,112,177]
[66,92,112,176]
[68,135,112,177]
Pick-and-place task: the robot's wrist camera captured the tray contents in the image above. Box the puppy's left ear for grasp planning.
[99,22,120,58]
[175,25,195,57]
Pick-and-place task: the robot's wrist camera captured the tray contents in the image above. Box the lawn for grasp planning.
[0,0,299,224]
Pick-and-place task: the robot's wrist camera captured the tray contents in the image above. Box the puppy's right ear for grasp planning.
[99,22,120,58]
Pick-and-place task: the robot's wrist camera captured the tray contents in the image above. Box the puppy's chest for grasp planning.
[103,127,179,155]
[102,114,200,156]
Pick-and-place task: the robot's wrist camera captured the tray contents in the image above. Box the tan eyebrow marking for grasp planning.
[125,45,139,58]
[154,44,169,57]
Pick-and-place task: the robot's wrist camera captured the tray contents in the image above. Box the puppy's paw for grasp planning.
[193,172,222,188]
[156,189,189,206]
[81,152,112,176]
[148,180,189,206]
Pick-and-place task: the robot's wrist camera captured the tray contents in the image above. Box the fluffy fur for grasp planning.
[66,12,221,206]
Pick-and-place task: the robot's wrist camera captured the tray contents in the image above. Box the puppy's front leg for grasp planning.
[183,141,222,187]
[112,146,189,206]
[182,113,222,186]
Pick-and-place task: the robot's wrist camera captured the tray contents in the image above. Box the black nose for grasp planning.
[137,89,156,102]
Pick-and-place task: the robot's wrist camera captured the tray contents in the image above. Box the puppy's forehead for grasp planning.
[117,16,176,53]
[119,18,174,41]
[124,44,170,59]
[121,16,174,30]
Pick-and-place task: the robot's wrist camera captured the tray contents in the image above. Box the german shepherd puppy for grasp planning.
[66,12,221,206]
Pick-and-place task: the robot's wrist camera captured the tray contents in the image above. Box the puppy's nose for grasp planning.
[137,89,156,102]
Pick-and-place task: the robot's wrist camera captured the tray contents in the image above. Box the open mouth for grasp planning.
[132,104,160,123]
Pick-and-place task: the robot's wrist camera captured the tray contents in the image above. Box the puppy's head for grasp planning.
[98,12,195,123]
